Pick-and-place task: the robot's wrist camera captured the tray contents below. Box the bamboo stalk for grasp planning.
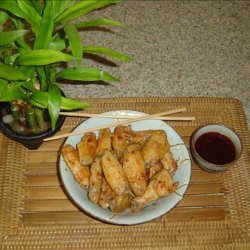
[44,108,187,141]
[34,108,44,127]
[10,102,20,120]
[25,105,37,128]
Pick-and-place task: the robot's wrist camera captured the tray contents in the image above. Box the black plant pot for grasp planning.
[0,103,65,150]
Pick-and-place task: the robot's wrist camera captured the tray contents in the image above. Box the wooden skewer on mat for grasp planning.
[44,107,191,141]
[59,111,195,121]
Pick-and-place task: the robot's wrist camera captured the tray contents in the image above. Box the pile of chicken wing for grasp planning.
[61,125,179,213]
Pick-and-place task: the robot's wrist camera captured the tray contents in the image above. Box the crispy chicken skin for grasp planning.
[141,130,170,165]
[112,125,152,147]
[95,128,112,157]
[88,157,103,203]
[102,150,129,195]
[112,133,129,160]
[122,144,147,196]
[77,132,97,165]
[61,144,90,187]
[131,169,178,212]
[145,162,162,182]
[111,125,134,160]
[98,178,116,209]
[132,130,152,145]
[161,151,178,175]
[109,194,132,213]
[114,125,134,141]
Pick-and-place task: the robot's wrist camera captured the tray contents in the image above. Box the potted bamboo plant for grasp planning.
[0,0,130,149]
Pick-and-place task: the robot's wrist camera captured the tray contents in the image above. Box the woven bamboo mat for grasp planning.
[0,97,249,249]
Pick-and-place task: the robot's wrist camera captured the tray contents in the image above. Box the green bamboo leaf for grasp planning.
[0,79,8,98]
[16,0,42,36]
[27,92,48,108]
[36,66,49,91]
[28,100,47,109]
[48,83,61,129]
[14,19,31,51]
[75,18,124,28]
[45,65,56,85]
[15,37,31,51]
[34,1,54,49]
[0,30,28,46]
[49,39,68,51]
[0,1,26,19]
[0,83,25,101]
[60,96,90,110]
[29,0,43,14]
[14,50,75,66]
[19,66,35,78]
[55,0,120,24]
[10,54,20,64]
[82,46,132,62]
[27,91,90,110]
[0,64,28,80]
[27,96,47,109]
[55,67,119,82]
[21,81,37,93]
[0,12,9,27]
[52,0,75,19]
[63,24,82,65]
[36,66,46,80]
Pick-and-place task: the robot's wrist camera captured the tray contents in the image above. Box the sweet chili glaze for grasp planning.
[194,132,236,165]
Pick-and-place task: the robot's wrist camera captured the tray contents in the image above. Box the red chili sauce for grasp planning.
[194,132,236,165]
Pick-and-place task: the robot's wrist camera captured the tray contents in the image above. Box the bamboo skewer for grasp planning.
[59,112,195,121]
[44,107,189,141]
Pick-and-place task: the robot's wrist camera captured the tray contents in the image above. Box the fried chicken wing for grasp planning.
[122,144,147,196]
[88,157,103,203]
[145,162,162,182]
[77,132,97,165]
[132,130,152,145]
[131,169,178,212]
[112,134,129,160]
[161,151,178,175]
[95,128,112,156]
[109,194,132,213]
[61,144,90,187]
[112,125,139,159]
[141,130,170,165]
[102,150,129,195]
[114,125,133,141]
[98,178,116,209]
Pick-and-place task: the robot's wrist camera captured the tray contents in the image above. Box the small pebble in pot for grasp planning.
[2,114,14,124]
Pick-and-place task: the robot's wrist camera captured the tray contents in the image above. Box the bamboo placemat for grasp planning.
[0,97,249,249]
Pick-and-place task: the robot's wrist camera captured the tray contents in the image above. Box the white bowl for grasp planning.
[190,124,242,172]
[59,110,191,225]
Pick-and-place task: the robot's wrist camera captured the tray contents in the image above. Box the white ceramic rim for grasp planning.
[59,110,191,225]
